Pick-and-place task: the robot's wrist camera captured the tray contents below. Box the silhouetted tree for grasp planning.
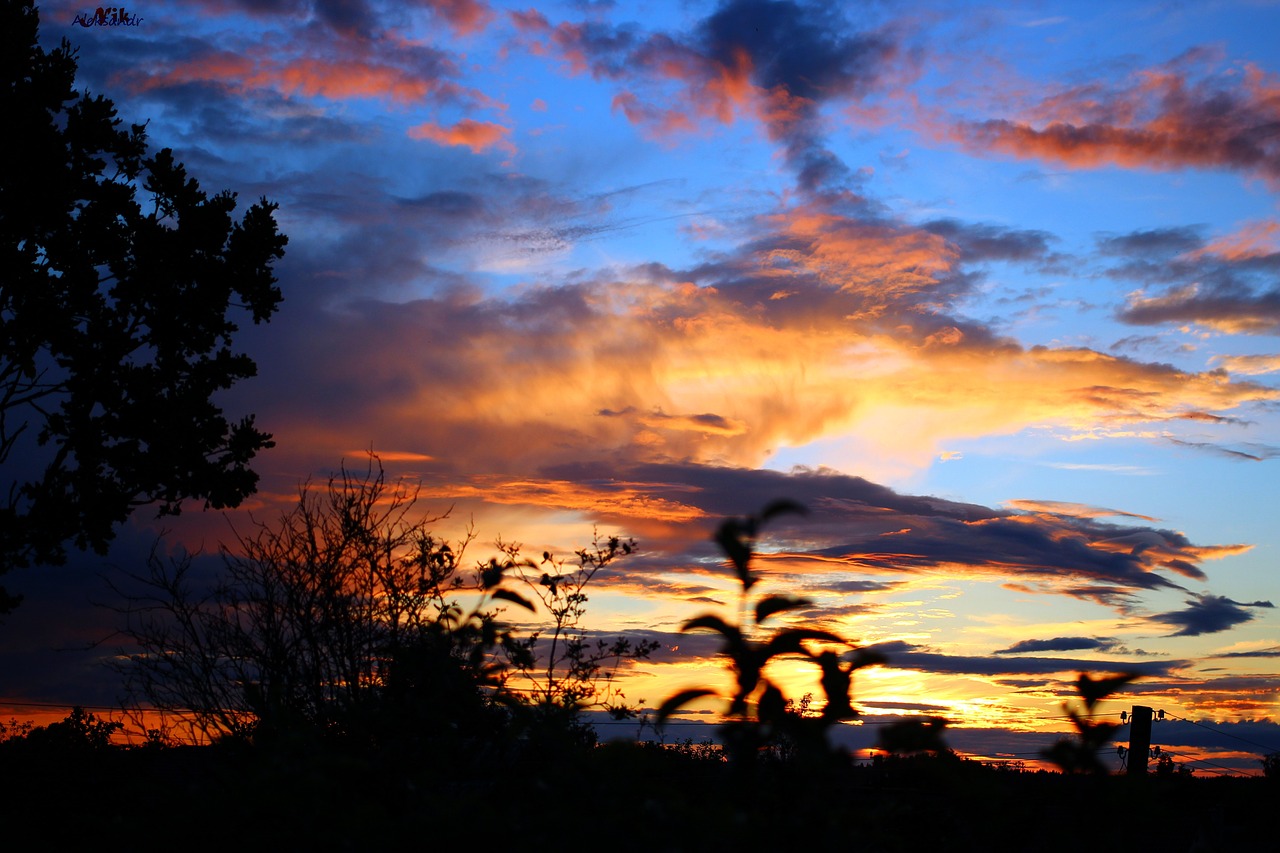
[0,1,287,611]
[0,706,120,755]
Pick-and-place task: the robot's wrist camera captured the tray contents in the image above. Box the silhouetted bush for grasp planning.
[112,456,651,758]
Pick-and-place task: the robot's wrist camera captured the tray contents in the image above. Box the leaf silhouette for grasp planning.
[489,588,535,612]
[763,627,843,660]
[656,688,718,726]
[480,559,504,589]
[714,519,755,591]
[757,681,786,724]
[682,614,743,644]
[754,594,812,624]
[1076,671,1139,707]
[760,499,807,523]
[815,650,856,721]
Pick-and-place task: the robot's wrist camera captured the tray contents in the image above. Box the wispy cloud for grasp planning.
[1211,353,1280,376]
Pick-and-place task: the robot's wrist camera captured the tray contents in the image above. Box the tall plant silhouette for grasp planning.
[512,536,658,723]
[658,501,881,769]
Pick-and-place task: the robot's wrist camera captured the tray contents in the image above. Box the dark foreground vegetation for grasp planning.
[0,710,1274,852]
[2,486,1275,851]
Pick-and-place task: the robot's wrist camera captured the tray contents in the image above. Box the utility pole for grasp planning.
[1127,705,1154,775]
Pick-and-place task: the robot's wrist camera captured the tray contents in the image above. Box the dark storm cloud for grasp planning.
[1155,594,1274,637]
[395,190,489,219]
[532,462,1236,602]
[861,700,951,712]
[697,0,894,102]
[176,0,493,38]
[826,580,903,594]
[514,0,905,192]
[921,219,1059,265]
[695,0,899,190]
[861,641,1180,678]
[996,637,1119,655]
[1119,288,1280,334]
[1097,227,1204,259]
[1097,225,1280,335]
[311,0,374,38]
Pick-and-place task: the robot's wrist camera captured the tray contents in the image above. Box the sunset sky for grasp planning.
[5,0,1280,773]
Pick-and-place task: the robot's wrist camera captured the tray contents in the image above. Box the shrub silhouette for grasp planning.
[113,456,649,750]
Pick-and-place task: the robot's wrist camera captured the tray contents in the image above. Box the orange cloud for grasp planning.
[770,208,960,311]
[1210,354,1280,375]
[345,450,435,462]
[1189,219,1280,262]
[261,283,1275,491]
[408,118,515,154]
[428,476,709,525]
[951,62,1280,184]
[269,58,446,103]
[131,51,462,106]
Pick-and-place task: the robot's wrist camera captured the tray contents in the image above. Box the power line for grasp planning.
[1156,746,1252,777]
[1,699,120,713]
[1159,710,1280,756]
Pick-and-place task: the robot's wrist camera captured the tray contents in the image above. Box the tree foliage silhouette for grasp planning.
[0,1,287,611]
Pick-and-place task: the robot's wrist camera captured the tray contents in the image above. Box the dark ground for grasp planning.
[1,733,1272,852]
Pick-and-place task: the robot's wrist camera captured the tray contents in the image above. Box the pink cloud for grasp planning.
[129,45,471,107]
